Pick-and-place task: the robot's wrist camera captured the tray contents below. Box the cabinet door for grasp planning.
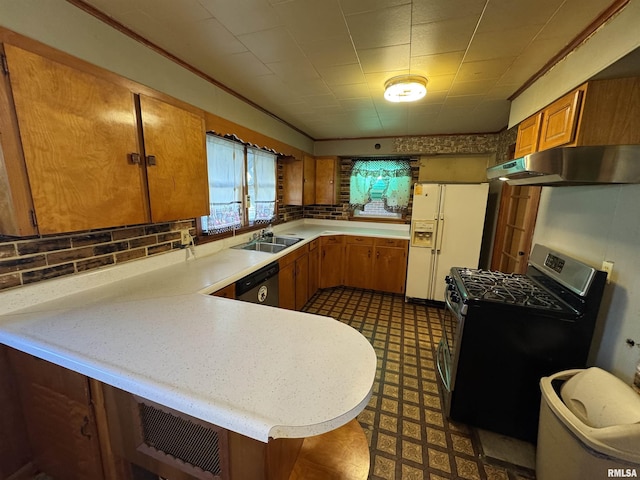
[295,254,310,311]
[344,237,374,290]
[315,156,340,205]
[538,88,583,151]
[308,241,320,298]
[514,113,542,158]
[7,349,105,480]
[319,236,344,288]
[373,241,408,294]
[302,154,316,205]
[279,260,296,310]
[281,157,303,206]
[139,95,209,222]
[5,44,147,234]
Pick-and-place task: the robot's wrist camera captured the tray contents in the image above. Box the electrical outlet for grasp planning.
[180,229,191,246]
[602,260,614,283]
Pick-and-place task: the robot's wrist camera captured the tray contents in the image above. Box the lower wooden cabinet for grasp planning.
[212,283,236,299]
[279,244,310,310]
[343,236,408,294]
[319,235,345,288]
[308,239,320,299]
[7,348,105,480]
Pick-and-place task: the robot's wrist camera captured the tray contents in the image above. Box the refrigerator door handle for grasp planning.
[435,217,445,253]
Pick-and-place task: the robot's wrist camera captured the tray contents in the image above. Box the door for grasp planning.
[490,183,541,274]
[432,184,489,302]
[405,184,440,300]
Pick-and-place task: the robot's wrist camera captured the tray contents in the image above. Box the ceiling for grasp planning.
[75,0,622,140]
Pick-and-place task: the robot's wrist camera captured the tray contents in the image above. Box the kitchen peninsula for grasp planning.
[0,220,406,480]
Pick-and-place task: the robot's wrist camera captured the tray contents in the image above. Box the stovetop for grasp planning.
[452,267,575,313]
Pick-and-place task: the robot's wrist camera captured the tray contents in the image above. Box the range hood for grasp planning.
[486,145,640,186]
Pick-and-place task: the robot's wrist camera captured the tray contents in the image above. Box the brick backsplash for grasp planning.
[0,220,195,292]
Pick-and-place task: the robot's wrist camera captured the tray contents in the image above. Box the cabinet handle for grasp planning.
[147,155,157,166]
[129,152,141,165]
[80,416,92,439]
[376,251,380,258]
[368,250,371,258]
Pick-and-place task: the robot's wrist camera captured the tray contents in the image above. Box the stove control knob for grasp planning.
[447,284,455,291]
[450,293,460,303]
[445,275,453,284]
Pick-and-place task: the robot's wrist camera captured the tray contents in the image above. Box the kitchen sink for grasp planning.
[232,235,303,254]
[238,242,288,253]
[270,236,303,246]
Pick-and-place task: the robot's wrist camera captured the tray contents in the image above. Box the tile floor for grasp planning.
[303,286,537,480]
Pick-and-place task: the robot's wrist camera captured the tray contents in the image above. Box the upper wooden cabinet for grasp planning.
[0,42,208,236]
[514,77,640,157]
[513,112,542,158]
[538,88,583,152]
[315,156,340,205]
[281,153,317,206]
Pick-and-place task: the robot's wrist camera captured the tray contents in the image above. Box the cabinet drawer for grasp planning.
[374,238,408,248]
[346,235,374,245]
[279,244,309,267]
[308,238,319,251]
[320,235,344,245]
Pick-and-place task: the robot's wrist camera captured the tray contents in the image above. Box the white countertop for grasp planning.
[0,219,409,442]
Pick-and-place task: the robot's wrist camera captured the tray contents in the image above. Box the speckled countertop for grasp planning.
[0,219,409,442]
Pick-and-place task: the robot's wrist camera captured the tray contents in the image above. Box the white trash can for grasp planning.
[537,367,640,480]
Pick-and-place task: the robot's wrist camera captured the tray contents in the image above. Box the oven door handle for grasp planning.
[436,338,451,393]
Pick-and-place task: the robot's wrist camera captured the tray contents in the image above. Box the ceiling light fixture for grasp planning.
[384,75,428,103]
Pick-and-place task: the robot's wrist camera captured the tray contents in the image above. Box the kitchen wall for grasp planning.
[532,185,640,383]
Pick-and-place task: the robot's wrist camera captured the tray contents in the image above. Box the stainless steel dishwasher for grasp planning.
[235,261,279,306]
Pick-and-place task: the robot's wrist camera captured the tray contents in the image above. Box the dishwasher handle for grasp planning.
[235,262,280,296]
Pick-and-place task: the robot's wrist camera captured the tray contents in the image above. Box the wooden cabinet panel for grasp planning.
[7,349,105,480]
[372,242,408,294]
[319,235,344,288]
[139,94,208,222]
[315,156,340,205]
[344,236,375,289]
[538,88,583,151]
[281,154,316,206]
[5,43,147,234]
[308,240,319,299]
[212,283,235,299]
[279,245,310,310]
[303,154,316,205]
[513,113,542,158]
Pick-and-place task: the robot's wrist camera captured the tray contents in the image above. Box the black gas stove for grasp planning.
[437,244,607,443]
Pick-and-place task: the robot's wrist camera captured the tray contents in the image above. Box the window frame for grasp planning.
[198,134,278,240]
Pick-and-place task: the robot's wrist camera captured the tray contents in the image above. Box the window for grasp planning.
[350,159,412,219]
[201,135,276,235]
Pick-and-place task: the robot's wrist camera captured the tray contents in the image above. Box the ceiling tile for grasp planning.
[302,34,359,66]
[316,64,368,86]
[449,78,497,96]
[359,45,411,74]
[476,0,565,33]
[237,27,305,64]
[196,0,283,35]
[412,0,486,24]
[464,26,545,62]
[411,51,465,76]
[346,4,412,49]
[411,16,479,57]
[457,58,516,82]
[340,0,410,16]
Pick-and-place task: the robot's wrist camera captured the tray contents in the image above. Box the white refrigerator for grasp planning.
[405,183,489,302]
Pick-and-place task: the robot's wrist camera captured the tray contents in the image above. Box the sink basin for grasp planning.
[239,242,288,253]
[270,236,303,246]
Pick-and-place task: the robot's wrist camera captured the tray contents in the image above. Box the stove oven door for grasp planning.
[437,290,464,416]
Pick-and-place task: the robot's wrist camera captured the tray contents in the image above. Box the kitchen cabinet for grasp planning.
[372,238,409,294]
[513,112,542,158]
[514,77,640,156]
[281,153,316,206]
[308,238,320,299]
[0,42,208,236]
[279,244,310,310]
[344,236,408,294]
[537,88,584,152]
[212,283,235,299]
[7,348,106,480]
[319,235,345,289]
[315,156,341,205]
[344,236,374,290]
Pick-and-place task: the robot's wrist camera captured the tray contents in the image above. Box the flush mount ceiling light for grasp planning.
[384,75,428,103]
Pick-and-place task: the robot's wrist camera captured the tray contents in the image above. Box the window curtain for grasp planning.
[247,147,276,224]
[202,135,244,233]
[349,159,412,212]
